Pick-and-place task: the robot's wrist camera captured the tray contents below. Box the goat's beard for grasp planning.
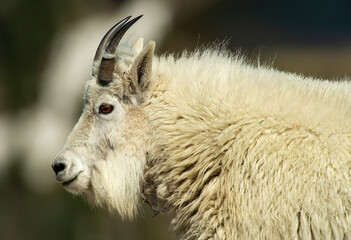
[87,151,145,219]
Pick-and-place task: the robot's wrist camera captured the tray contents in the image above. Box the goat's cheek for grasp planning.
[90,128,108,156]
[91,164,102,182]
[90,156,116,193]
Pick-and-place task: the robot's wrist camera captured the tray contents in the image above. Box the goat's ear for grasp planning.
[129,41,155,94]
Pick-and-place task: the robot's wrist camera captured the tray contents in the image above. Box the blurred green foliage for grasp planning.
[1,0,75,112]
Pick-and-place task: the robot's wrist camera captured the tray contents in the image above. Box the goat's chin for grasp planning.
[63,171,90,195]
[87,155,144,219]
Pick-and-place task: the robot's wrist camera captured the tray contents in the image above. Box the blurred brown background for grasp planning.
[1,0,351,239]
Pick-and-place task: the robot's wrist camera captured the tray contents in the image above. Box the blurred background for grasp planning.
[1,0,351,239]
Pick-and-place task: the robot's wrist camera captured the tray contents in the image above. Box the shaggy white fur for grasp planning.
[54,36,351,239]
[143,48,351,239]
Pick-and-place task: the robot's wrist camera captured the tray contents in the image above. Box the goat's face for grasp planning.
[51,16,155,219]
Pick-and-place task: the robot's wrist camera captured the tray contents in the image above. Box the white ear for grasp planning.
[133,38,144,54]
[129,41,155,94]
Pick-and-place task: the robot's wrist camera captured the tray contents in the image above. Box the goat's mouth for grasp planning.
[62,176,78,187]
[60,171,90,195]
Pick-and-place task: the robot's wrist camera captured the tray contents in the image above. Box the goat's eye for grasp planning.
[99,104,114,114]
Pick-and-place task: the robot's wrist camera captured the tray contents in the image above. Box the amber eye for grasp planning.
[99,104,114,114]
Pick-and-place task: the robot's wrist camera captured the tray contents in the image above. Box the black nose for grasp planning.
[52,162,66,175]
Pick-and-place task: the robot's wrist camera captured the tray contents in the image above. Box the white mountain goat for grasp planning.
[52,16,351,239]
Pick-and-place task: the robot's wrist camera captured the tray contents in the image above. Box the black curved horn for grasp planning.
[105,15,143,54]
[93,15,143,86]
[93,16,131,63]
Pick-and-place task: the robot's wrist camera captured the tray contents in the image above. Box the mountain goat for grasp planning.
[52,16,351,239]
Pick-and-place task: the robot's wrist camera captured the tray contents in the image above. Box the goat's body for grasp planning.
[53,17,351,239]
[143,50,351,239]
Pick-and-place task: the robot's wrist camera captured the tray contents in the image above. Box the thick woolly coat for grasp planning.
[141,49,351,239]
[54,38,351,239]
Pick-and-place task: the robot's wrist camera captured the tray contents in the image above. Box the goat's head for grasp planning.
[51,16,155,219]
